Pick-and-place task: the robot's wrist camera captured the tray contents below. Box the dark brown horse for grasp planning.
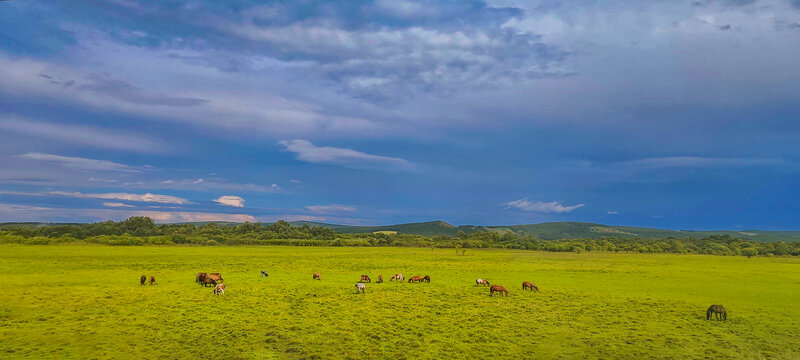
[202,277,217,287]
[707,305,727,320]
[313,272,321,280]
[196,272,207,284]
[522,281,539,292]
[360,275,371,283]
[206,273,223,283]
[149,275,156,285]
[140,275,146,286]
[422,275,430,283]
[408,276,424,283]
[490,285,508,297]
[377,274,384,283]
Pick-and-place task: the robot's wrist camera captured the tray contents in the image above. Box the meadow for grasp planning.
[1,245,798,359]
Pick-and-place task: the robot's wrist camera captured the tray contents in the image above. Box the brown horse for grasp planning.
[214,283,226,296]
[206,273,223,283]
[422,275,430,283]
[377,274,384,283]
[390,273,404,282]
[149,276,156,285]
[202,277,217,287]
[196,272,207,284]
[360,275,371,283]
[490,285,508,297]
[408,276,424,283]
[140,275,146,286]
[522,281,539,292]
[476,278,490,286]
[707,305,727,320]
[313,272,321,280]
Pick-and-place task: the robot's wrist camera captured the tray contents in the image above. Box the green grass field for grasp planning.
[1,245,798,359]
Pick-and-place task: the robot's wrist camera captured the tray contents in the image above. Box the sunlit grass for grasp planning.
[1,245,798,359]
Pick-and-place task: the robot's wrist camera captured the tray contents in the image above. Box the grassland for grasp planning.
[1,245,798,359]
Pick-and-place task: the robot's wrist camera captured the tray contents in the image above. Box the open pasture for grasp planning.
[1,245,798,359]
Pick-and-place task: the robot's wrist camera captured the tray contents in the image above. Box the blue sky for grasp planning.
[0,0,798,229]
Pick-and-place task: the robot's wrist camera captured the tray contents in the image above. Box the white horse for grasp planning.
[214,283,226,296]
[476,278,490,286]
[390,273,405,282]
[355,282,366,294]
[261,270,268,277]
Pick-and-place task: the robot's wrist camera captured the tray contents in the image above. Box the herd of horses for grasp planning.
[138,271,728,320]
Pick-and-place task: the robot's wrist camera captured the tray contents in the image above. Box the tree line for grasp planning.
[1,216,798,257]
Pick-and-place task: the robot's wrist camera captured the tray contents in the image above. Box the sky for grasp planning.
[0,0,798,229]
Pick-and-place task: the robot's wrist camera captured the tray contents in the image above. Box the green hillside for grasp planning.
[289,221,800,242]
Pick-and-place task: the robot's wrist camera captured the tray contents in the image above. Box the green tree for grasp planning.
[741,247,758,258]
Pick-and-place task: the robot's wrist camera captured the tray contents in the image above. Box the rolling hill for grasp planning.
[288,220,800,242]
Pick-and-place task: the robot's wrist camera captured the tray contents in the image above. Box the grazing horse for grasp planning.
[196,272,207,284]
[522,281,539,292]
[360,275,371,283]
[140,275,146,286]
[355,282,366,294]
[707,305,727,321]
[261,270,268,277]
[409,276,424,283]
[214,283,226,296]
[476,278,490,286]
[313,272,321,280]
[207,273,223,283]
[377,274,383,283]
[422,275,430,283]
[490,285,508,297]
[202,278,217,287]
[390,273,404,282]
[149,276,156,285]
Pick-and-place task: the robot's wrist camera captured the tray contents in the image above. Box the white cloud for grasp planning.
[0,53,379,137]
[17,152,141,173]
[279,139,413,170]
[607,210,619,215]
[289,179,301,183]
[153,178,281,193]
[49,191,188,204]
[213,195,245,207]
[305,204,356,213]
[0,203,254,223]
[505,198,585,213]
[0,114,165,153]
[103,202,134,207]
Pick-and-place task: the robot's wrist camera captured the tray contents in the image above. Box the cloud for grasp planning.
[0,54,379,137]
[0,203,255,223]
[607,210,619,215]
[213,195,245,207]
[103,202,134,207]
[615,156,783,169]
[0,114,165,153]
[155,178,282,193]
[49,191,188,204]
[505,198,585,213]
[279,139,413,170]
[17,153,141,172]
[135,211,256,223]
[305,204,356,213]
[78,73,208,107]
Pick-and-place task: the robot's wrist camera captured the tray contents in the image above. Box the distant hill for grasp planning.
[289,220,800,242]
[2,220,798,242]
